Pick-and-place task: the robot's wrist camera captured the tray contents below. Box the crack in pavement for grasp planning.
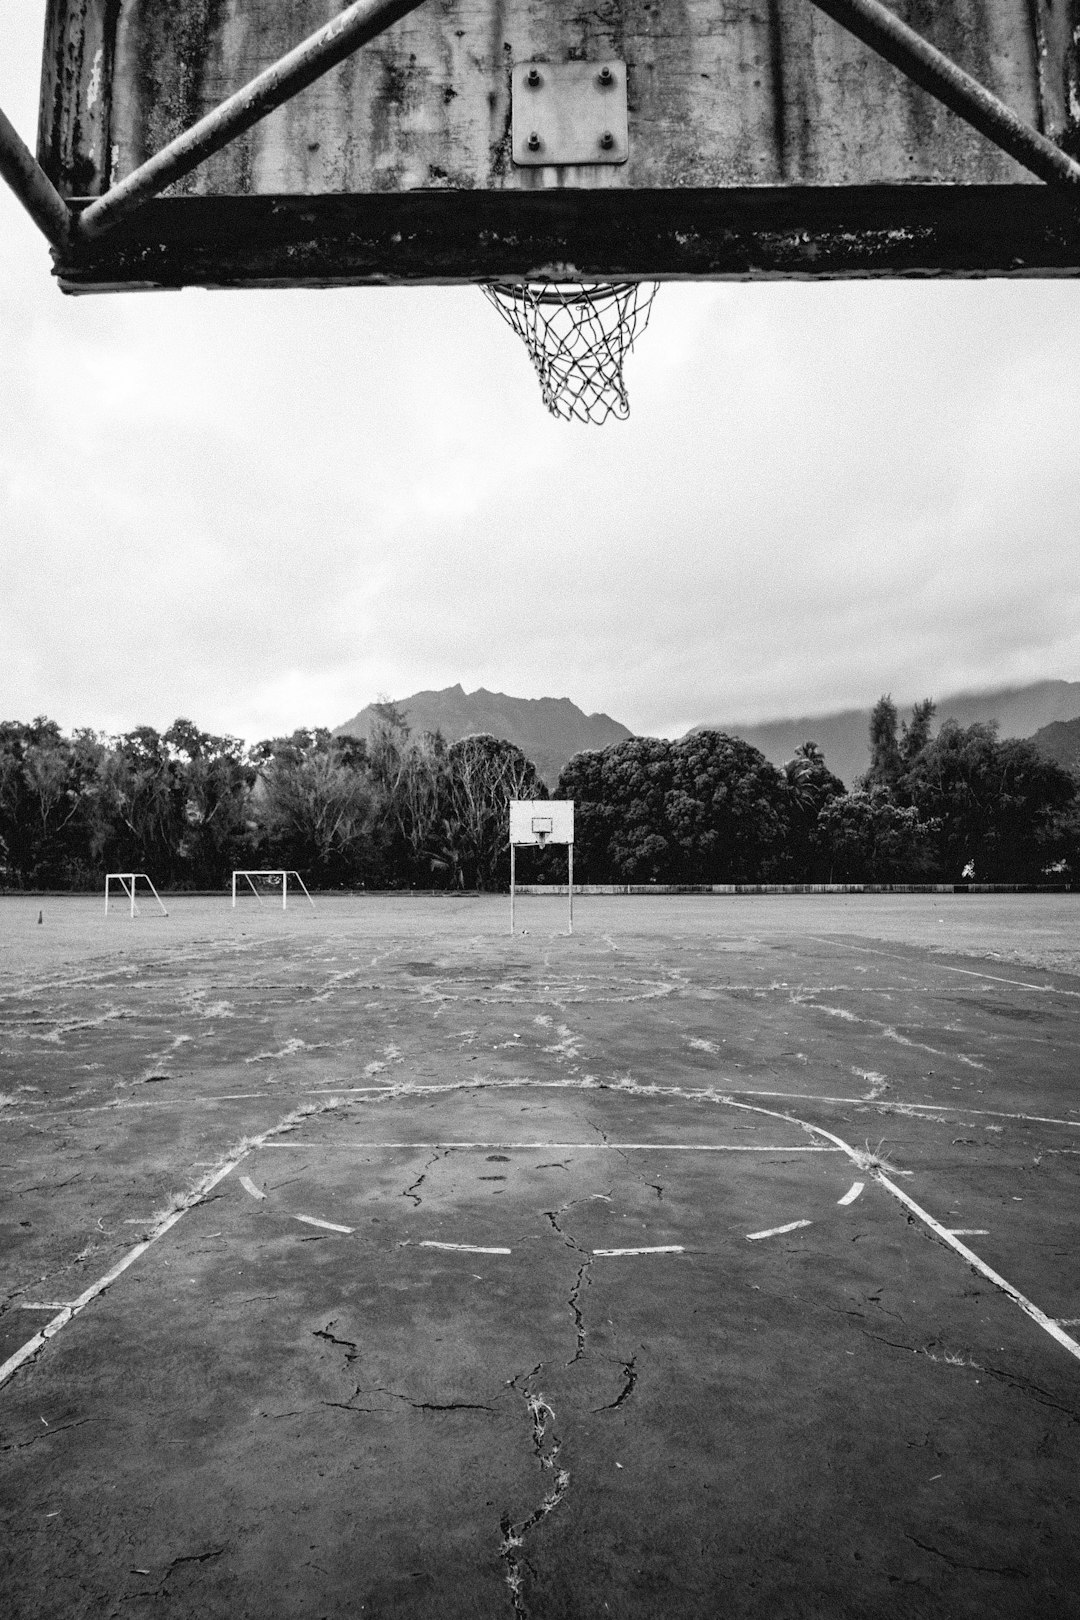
[312,1324,359,1363]
[401,1149,447,1207]
[904,1534,1028,1578]
[544,1207,594,1365]
[321,1387,494,1414]
[860,1332,1079,1422]
[0,1417,95,1451]
[594,1354,638,1413]
[500,1390,570,1620]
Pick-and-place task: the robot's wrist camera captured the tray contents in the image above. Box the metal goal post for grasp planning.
[104,873,169,918]
[231,869,315,910]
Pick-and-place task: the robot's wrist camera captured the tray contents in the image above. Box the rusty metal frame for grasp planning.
[1,0,428,251]
[0,105,71,250]
[7,0,1080,276]
[76,0,429,241]
[807,0,1080,186]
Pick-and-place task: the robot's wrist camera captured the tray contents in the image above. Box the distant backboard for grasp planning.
[509,800,574,848]
[34,0,1080,292]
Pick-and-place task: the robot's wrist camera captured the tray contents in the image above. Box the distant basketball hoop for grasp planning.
[508,800,575,934]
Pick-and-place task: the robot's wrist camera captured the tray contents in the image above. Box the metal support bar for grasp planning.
[76,0,429,243]
[0,106,72,249]
[807,0,1080,186]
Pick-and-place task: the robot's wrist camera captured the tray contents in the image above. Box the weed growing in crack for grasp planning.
[500,1389,570,1619]
[854,1138,896,1174]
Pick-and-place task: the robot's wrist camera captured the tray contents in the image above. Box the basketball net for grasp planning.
[482,280,658,424]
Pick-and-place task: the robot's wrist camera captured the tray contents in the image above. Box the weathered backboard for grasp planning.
[509,800,575,848]
[37,0,1080,292]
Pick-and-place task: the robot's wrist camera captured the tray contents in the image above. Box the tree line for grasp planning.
[1,697,1077,891]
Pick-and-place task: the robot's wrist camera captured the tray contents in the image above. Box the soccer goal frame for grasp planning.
[508,800,575,936]
[231,869,315,910]
[104,873,168,918]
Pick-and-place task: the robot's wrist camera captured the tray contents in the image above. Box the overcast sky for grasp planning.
[2,13,1079,748]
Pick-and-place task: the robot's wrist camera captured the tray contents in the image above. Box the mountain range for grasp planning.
[334,679,1080,788]
[334,685,633,790]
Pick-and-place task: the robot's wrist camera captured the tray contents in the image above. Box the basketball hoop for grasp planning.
[482,280,658,424]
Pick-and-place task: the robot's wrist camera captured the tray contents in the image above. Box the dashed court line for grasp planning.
[293,1214,353,1234]
[593,1246,684,1257]
[416,1241,512,1255]
[746,1220,813,1241]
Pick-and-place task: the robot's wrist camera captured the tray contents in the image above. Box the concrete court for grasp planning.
[1,892,1079,1619]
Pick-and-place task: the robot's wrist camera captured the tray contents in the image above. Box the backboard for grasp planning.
[33,0,1080,292]
[509,801,575,848]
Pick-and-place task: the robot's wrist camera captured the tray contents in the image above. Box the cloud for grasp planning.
[3,21,1080,745]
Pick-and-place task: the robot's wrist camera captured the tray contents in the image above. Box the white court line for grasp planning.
[416,1241,511,1254]
[0,1099,345,1392]
[837,1181,864,1205]
[593,1246,684,1256]
[259,1140,840,1152]
[293,1214,353,1234]
[746,1220,812,1241]
[239,1175,266,1200]
[0,1159,237,1391]
[723,1096,1080,1365]
[718,1091,1080,1130]
[806,935,1080,998]
[20,1085,1080,1133]
[19,1303,74,1312]
[946,1228,989,1236]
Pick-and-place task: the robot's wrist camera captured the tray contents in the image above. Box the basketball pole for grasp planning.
[510,844,516,935]
[568,845,574,935]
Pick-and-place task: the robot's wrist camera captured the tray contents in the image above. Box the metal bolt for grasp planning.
[527,131,541,151]
[599,130,615,150]
[526,68,541,87]
[597,66,614,87]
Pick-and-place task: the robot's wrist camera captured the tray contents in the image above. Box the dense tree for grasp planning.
[864,695,903,790]
[559,731,789,883]
[435,734,546,889]
[900,698,936,767]
[783,742,847,880]
[252,729,375,886]
[0,719,99,887]
[2,701,1077,892]
[903,721,1075,880]
[816,789,937,882]
[164,720,253,886]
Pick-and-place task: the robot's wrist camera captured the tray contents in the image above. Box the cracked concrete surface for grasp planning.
[2,892,1080,1616]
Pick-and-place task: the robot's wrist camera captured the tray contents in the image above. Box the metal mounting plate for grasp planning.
[511,61,628,167]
